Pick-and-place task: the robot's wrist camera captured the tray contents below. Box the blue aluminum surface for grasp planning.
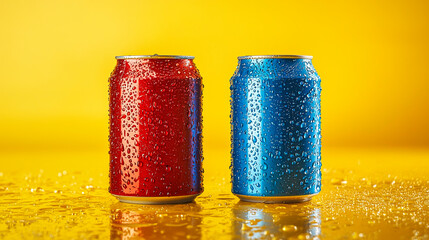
[230,56,321,197]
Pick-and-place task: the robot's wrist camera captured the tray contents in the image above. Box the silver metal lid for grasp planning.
[238,55,313,60]
[116,54,194,60]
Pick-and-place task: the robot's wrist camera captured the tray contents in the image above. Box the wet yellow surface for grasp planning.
[0,148,428,239]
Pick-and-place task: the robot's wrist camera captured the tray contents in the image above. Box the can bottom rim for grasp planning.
[112,193,200,205]
[234,193,317,204]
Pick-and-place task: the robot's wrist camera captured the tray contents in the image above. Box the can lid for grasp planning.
[115,54,194,60]
[238,55,313,60]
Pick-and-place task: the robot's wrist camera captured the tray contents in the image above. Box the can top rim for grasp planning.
[116,55,194,60]
[238,55,313,60]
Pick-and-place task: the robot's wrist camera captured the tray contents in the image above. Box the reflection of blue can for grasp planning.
[230,55,321,203]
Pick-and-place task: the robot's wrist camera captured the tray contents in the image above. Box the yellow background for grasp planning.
[1,0,428,157]
[2,2,429,238]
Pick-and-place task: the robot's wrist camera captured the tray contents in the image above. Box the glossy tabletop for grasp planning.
[0,148,428,239]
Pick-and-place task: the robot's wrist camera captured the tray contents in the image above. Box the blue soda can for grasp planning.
[230,55,321,203]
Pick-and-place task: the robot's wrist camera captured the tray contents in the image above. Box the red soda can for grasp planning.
[109,55,203,204]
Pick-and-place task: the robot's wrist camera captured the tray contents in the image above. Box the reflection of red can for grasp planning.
[109,55,203,204]
[110,202,202,239]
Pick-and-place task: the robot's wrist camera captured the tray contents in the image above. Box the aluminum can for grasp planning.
[109,55,203,204]
[230,55,321,203]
